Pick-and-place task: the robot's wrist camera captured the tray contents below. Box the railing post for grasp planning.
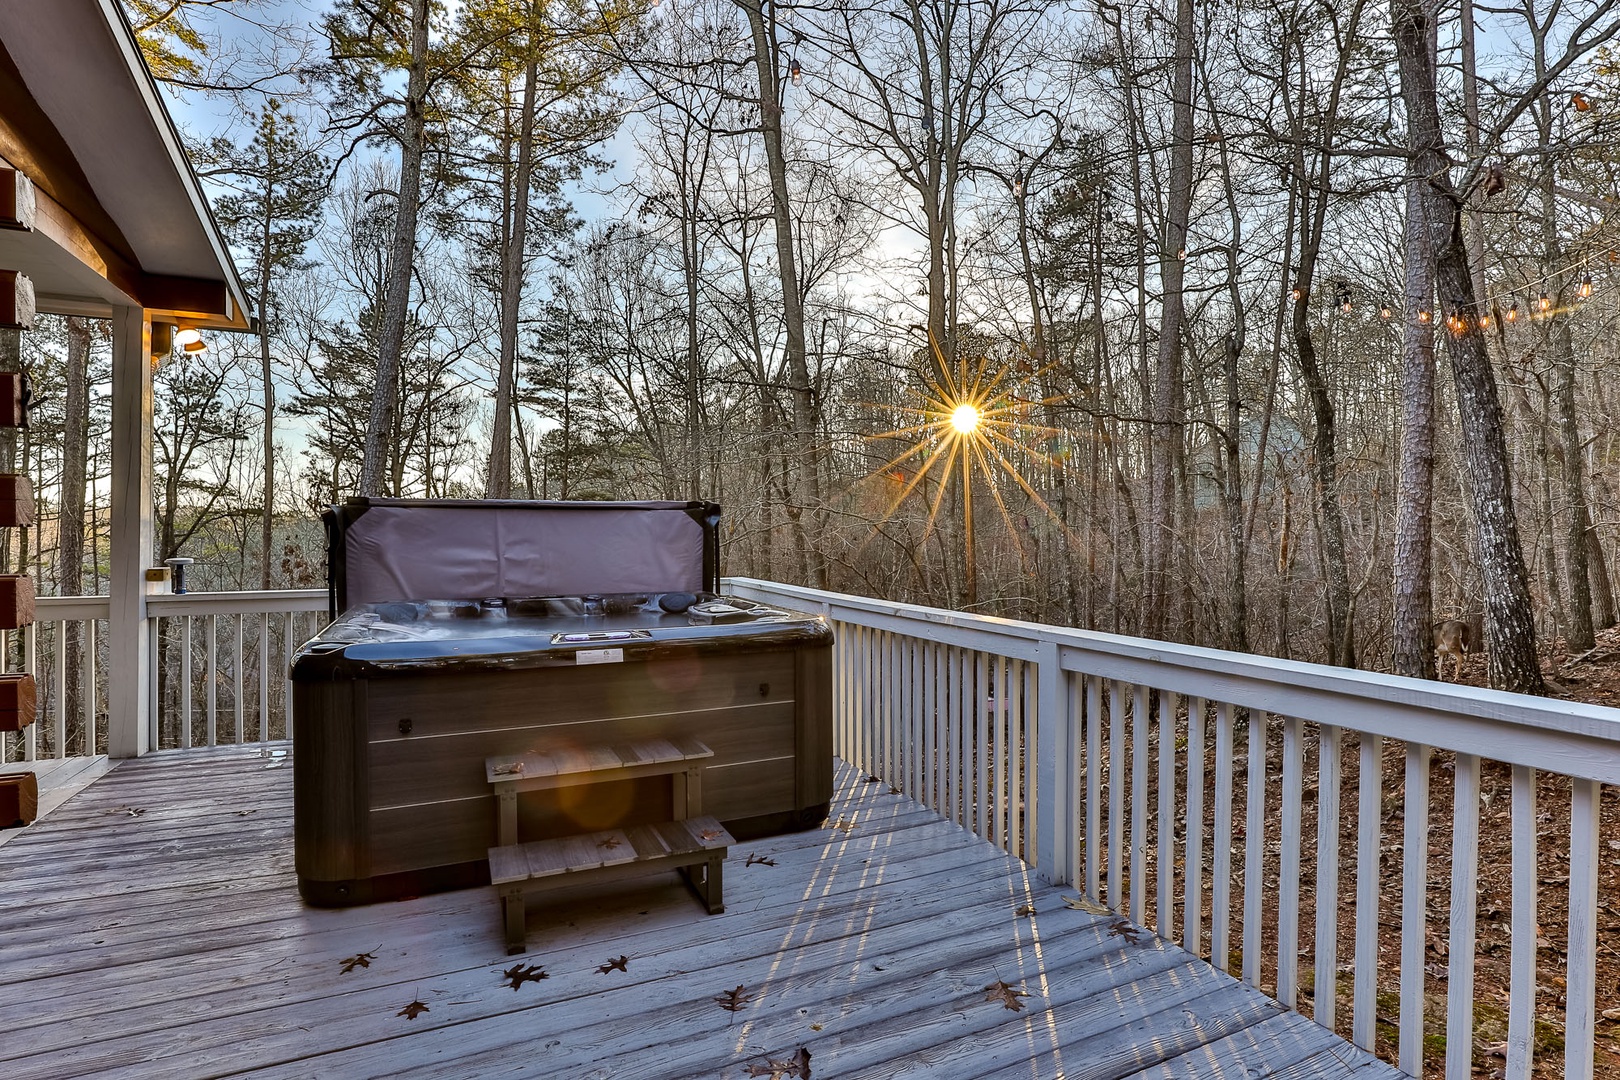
[1034,639,1070,885]
[108,305,154,759]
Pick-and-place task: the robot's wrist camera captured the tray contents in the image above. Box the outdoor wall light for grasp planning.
[174,328,207,353]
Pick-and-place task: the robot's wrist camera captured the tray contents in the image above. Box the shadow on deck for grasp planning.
[0,745,1401,1078]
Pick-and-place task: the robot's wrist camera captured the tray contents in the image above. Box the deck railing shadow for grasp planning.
[727,577,1620,1080]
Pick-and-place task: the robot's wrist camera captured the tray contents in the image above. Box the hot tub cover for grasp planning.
[324,498,721,619]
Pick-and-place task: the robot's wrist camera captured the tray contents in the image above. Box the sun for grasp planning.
[950,403,982,434]
[853,332,1081,603]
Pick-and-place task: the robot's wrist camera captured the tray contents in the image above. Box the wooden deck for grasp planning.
[0,744,1401,1079]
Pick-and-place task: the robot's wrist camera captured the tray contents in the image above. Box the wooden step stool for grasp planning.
[486,737,733,954]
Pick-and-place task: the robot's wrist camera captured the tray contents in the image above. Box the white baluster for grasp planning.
[1399,742,1432,1075]
[1353,733,1383,1051]
[1566,778,1600,1080]
[1315,724,1342,1031]
[1445,752,1481,1080]
[1277,715,1303,1008]
[1505,764,1536,1079]
[1212,700,1235,972]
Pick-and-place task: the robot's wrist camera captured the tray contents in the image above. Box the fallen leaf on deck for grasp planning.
[715,985,756,1012]
[700,828,726,841]
[599,836,622,849]
[340,951,378,974]
[1015,904,1036,917]
[502,963,549,990]
[1108,921,1141,945]
[397,999,429,1019]
[747,853,777,867]
[491,760,524,775]
[1062,895,1110,915]
[745,1046,812,1078]
[597,955,630,974]
[864,775,881,783]
[829,818,856,833]
[985,980,1029,1011]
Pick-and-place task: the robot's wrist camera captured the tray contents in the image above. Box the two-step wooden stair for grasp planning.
[485,737,734,954]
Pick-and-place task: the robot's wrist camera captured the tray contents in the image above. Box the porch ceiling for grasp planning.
[0,0,249,328]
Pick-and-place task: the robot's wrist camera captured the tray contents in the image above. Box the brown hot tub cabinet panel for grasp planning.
[292,597,833,905]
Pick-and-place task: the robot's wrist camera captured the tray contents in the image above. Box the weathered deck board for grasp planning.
[0,744,1404,1080]
[0,754,115,847]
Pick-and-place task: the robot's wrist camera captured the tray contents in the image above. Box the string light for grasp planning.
[789,57,803,86]
[1012,171,1024,198]
[1290,251,1606,333]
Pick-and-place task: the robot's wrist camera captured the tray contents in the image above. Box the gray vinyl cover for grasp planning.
[336,500,713,608]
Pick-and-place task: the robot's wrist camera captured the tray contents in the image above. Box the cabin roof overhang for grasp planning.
[0,0,249,330]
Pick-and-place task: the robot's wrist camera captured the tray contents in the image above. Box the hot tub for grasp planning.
[291,499,833,906]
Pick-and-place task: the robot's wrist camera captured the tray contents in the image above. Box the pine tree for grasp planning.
[209,100,328,587]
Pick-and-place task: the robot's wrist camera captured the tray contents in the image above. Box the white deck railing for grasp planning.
[726,576,1620,1080]
[145,590,328,750]
[0,590,326,764]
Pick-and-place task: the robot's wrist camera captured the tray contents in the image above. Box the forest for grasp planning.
[10,0,1619,694]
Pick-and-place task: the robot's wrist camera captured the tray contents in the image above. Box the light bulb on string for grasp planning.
[1012,171,1025,198]
[1579,274,1593,299]
[789,57,803,86]
[1505,300,1519,323]
[1538,291,1552,311]
[1290,284,1302,302]
[1418,309,1433,323]
[1479,313,1493,330]
[1446,311,1467,334]
[1379,302,1392,320]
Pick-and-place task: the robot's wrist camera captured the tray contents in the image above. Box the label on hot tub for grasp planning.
[575,648,625,665]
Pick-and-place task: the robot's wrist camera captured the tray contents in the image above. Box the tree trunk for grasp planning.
[1145,0,1194,643]
[1393,0,1546,693]
[1391,143,1439,680]
[61,318,91,745]
[487,44,538,500]
[359,0,431,497]
[739,0,824,587]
